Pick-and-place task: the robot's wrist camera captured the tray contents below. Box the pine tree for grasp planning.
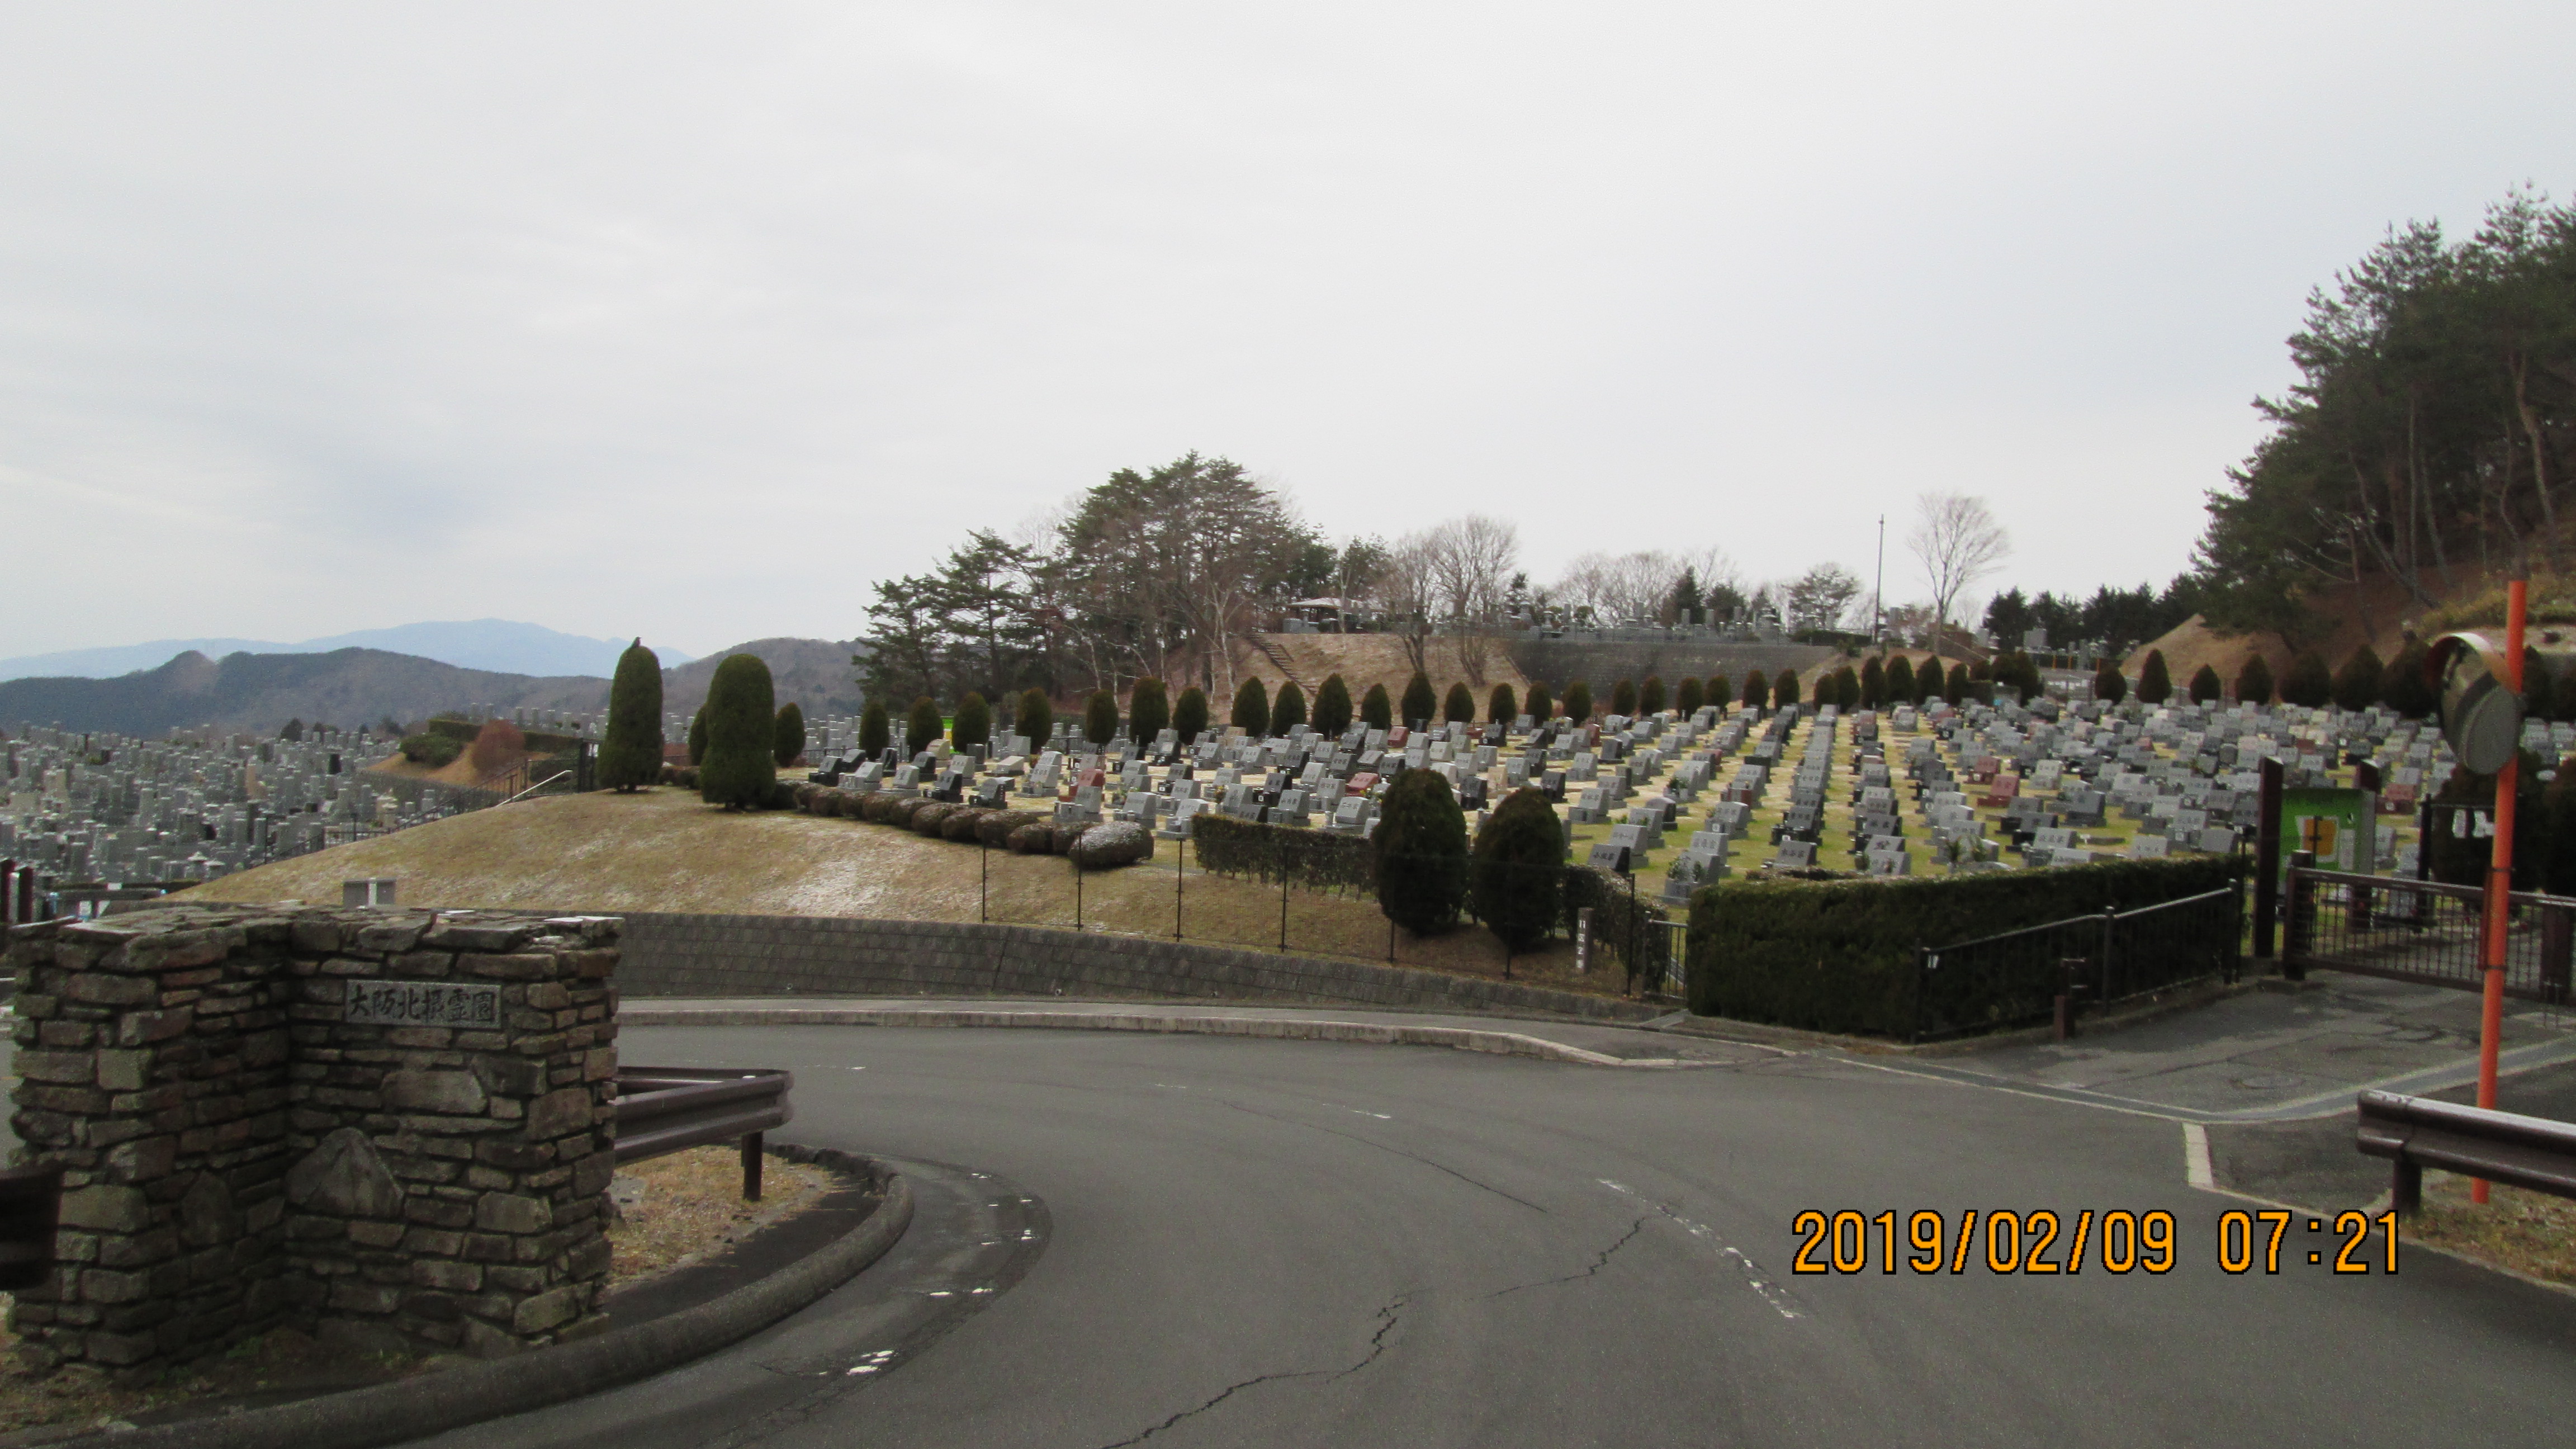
[951,692,991,752]
[1486,683,1517,724]
[699,654,778,809]
[2281,650,2333,708]
[1015,688,1054,746]
[2332,647,2384,713]
[1705,674,1730,711]
[907,696,942,758]
[598,638,664,792]
[1444,681,1475,724]
[1175,686,1210,743]
[1313,674,1352,737]
[773,702,807,766]
[2137,649,2172,704]
[1611,679,1639,718]
[1524,683,1554,722]
[1130,678,1171,744]
[1085,688,1119,745]
[2381,641,2432,717]
[1273,679,1308,731]
[1232,676,1271,737]
[1674,677,1704,716]
[859,699,889,757]
[1885,655,1915,705]
[2093,658,2127,705]
[1401,671,1437,727]
[1361,683,1393,730]
[1562,681,1593,723]
[1472,787,1564,954]
[1858,657,1884,710]
[1773,669,1799,708]
[1375,768,1469,934]
[2189,664,2224,704]
[2236,654,2275,705]
[686,710,708,766]
[1741,671,1768,708]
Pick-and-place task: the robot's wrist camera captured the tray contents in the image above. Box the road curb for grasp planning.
[64,1152,915,1449]
[621,1005,1709,1068]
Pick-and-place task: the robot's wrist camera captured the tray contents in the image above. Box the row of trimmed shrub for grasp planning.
[788,780,1143,863]
[1684,854,2244,1039]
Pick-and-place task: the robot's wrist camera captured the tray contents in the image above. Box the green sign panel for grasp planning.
[2280,787,2375,873]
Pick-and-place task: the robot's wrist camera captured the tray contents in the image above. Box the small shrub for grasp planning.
[1487,683,1518,724]
[1857,660,1883,710]
[2093,658,2127,704]
[2332,647,2384,713]
[1673,678,1703,716]
[399,733,462,768]
[1611,680,1639,717]
[2236,654,2274,705]
[907,695,943,757]
[1472,787,1564,953]
[1705,674,1730,710]
[2281,650,2332,708]
[1740,671,1767,708]
[1443,681,1475,724]
[699,655,779,809]
[1175,686,1210,743]
[1016,688,1054,745]
[859,700,890,757]
[1361,683,1393,730]
[1130,678,1171,743]
[1375,769,1469,933]
[1402,671,1437,727]
[1640,676,1665,717]
[1773,670,1799,708]
[1313,674,1353,737]
[1884,655,1914,705]
[1272,679,1307,731]
[1232,677,1270,737]
[1085,689,1119,745]
[2189,664,2224,704]
[2382,640,2433,717]
[774,702,807,767]
[951,693,991,752]
[687,711,708,765]
[1525,683,1554,721]
[599,638,665,792]
[1562,681,1593,722]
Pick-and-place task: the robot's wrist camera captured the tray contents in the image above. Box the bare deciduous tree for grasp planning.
[1417,515,1520,684]
[1908,494,2010,659]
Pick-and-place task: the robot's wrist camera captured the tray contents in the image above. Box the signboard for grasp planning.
[2279,787,2375,874]
[344,980,502,1028]
[1574,906,1594,974]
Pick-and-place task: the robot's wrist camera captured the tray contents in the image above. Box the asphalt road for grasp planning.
[435,1025,2576,1449]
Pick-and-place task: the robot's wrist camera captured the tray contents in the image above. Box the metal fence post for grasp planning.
[2253,756,2284,959]
[2543,900,2573,1006]
[1175,835,1185,940]
[1910,945,1929,1044]
[2283,850,2313,978]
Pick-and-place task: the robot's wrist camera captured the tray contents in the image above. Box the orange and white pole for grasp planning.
[2474,577,2527,1204]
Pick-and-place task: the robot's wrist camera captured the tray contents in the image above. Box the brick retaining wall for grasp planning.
[614,915,1659,1022]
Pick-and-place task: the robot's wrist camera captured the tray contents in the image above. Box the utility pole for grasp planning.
[1873,514,1886,646]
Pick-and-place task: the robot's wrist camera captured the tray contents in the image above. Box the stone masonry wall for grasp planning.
[5,906,619,1379]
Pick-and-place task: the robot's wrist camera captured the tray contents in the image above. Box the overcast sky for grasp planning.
[3,3,2570,659]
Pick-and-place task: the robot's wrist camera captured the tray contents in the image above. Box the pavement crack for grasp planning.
[1215,1099,1549,1213]
[1094,1294,1412,1447]
[1483,1216,1649,1299]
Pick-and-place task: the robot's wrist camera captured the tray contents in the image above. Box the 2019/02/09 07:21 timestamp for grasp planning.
[1788,1209,2402,1276]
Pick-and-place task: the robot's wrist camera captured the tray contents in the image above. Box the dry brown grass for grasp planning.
[0,1317,426,1436]
[608,1146,834,1289]
[173,787,1645,1000]
[2405,1172,2576,1287]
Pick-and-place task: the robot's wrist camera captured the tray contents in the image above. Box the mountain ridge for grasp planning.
[0,619,697,684]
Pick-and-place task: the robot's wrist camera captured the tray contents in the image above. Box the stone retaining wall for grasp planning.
[615,913,1658,1022]
[5,906,620,1379]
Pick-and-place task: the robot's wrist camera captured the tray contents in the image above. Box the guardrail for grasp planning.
[2355,1089,2576,1214]
[614,1067,795,1201]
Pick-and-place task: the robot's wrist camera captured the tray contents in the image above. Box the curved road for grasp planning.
[437,1024,2576,1448]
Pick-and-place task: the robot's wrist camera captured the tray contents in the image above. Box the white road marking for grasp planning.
[2183,1123,2215,1192]
[1598,1179,1801,1320]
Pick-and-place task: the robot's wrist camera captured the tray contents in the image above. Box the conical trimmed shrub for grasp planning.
[2381,641,2431,717]
[1361,683,1393,730]
[1885,656,1915,705]
[1857,658,1884,711]
[1085,688,1119,745]
[1640,676,1666,716]
[2236,655,2274,705]
[1525,683,1554,722]
[1773,669,1798,708]
[907,696,942,758]
[951,693,990,752]
[1945,661,1971,700]
[1444,681,1475,724]
[686,710,708,766]
[1562,681,1593,723]
[1487,683,1517,724]
[1402,671,1437,727]
[1741,671,1767,708]
[699,654,779,809]
[859,699,890,757]
[1674,678,1704,716]
[598,638,664,792]
[1472,787,1564,954]
[1232,676,1270,737]
[2332,647,2384,713]
[2189,664,2224,704]
[1313,674,1353,736]
[2137,649,2172,705]
[1175,686,1210,744]
[1611,679,1639,718]
[2093,659,2127,705]
[1375,768,1468,934]
[773,702,807,766]
[1706,674,1730,711]
[2281,650,2332,708]
[1130,678,1170,744]
[1016,688,1053,745]
[1273,679,1307,732]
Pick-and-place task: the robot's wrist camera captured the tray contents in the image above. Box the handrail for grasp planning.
[503,771,572,804]
[1927,886,2236,957]
[2290,865,2576,912]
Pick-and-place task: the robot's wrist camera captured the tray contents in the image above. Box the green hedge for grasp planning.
[1191,815,1376,892]
[425,717,583,753]
[1685,855,2243,1039]
[398,733,463,767]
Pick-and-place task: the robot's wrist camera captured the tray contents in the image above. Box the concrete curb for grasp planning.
[622,1005,1709,1068]
[68,1153,914,1449]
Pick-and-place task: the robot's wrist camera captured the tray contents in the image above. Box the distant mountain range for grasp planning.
[0,636,869,736]
[0,620,694,684]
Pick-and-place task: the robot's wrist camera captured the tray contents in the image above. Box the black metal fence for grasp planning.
[1911,885,2244,1042]
[2283,866,2574,1003]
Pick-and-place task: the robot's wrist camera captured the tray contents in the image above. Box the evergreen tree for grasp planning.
[1674,678,1704,716]
[1361,683,1394,730]
[1313,674,1353,736]
[2093,658,2127,705]
[1858,657,1884,710]
[1375,768,1469,934]
[598,638,664,792]
[2189,664,2224,704]
[2381,641,2433,717]
[1705,674,1730,711]
[1487,683,1517,724]
[1015,688,1054,745]
[1773,669,1799,708]
[699,654,778,809]
[1130,678,1171,744]
[1472,787,1565,954]
[1524,682,1554,722]
[858,699,889,757]
[1611,679,1639,718]
[2136,649,2172,704]
[773,702,807,766]
[907,695,943,758]
[1945,661,1971,700]
[1640,676,1666,716]
[1741,670,1768,708]
[1272,679,1308,732]
[686,710,708,766]
[1834,665,1860,709]
[2281,650,2333,708]
[951,692,991,752]
[1562,681,1593,722]
[2332,647,2385,713]
[1175,686,1211,744]
[1886,655,1915,705]
[1085,688,1119,745]
[1232,676,1271,737]
[1402,671,1437,727]
[1444,681,1476,724]
[2235,654,2275,705]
